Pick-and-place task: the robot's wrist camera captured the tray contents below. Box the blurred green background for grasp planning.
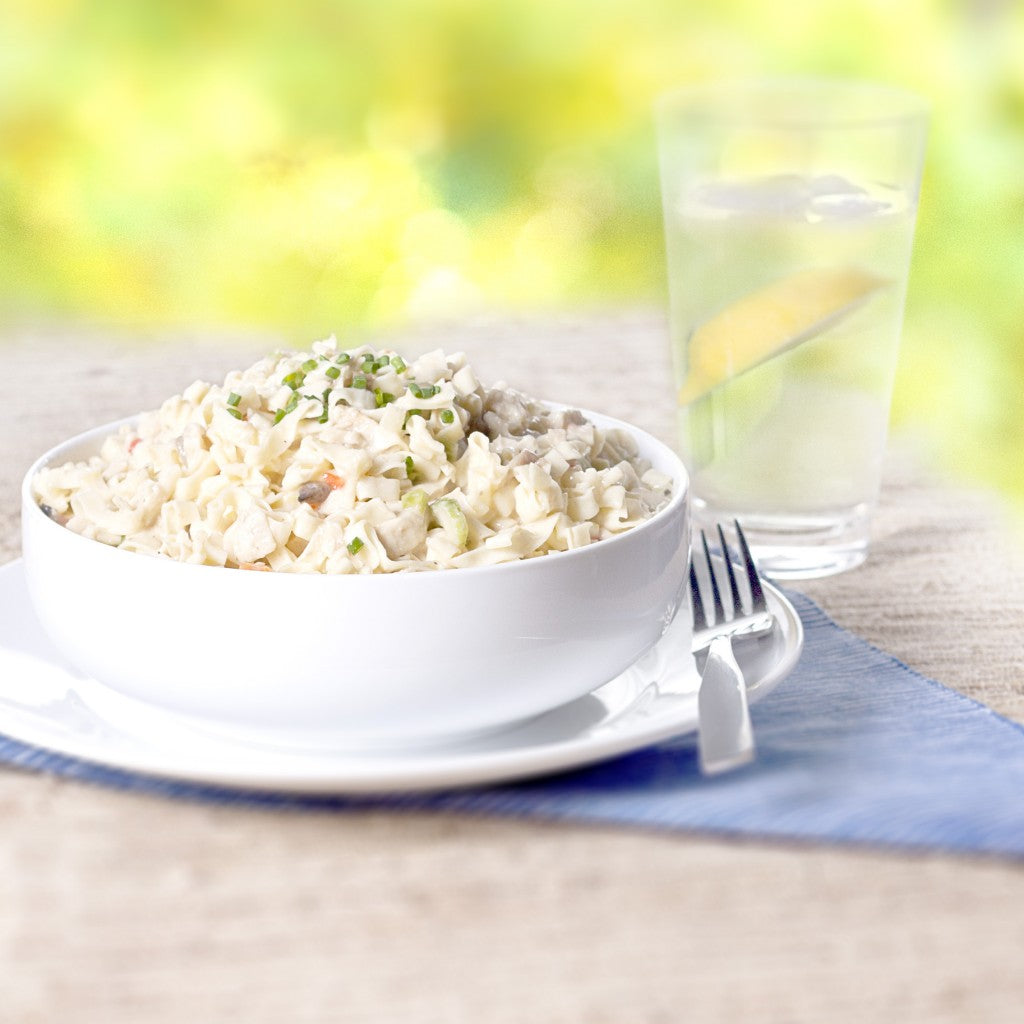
[2,0,1022,518]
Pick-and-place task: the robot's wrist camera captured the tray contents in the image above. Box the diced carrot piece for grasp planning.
[128,438,141,453]
[324,472,345,489]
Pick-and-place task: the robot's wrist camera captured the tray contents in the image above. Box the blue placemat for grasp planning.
[3,591,1024,859]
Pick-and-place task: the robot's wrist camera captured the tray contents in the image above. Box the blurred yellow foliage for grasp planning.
[1,0,1022,510]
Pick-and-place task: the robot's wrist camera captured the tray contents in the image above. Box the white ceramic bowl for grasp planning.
[21,409,690,748]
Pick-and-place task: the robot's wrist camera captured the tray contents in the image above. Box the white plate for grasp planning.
[0,559,802,794]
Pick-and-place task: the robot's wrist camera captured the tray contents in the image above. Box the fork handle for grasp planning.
[698,636,756,774]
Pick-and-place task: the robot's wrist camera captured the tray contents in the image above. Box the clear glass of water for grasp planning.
[656,79,928,579]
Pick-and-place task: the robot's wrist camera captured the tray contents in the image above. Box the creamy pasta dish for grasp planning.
[32,339,673,573]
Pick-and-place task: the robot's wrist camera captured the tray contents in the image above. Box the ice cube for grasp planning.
[690,174,813,216]
[808,193,891,220]
[808,173,867,197]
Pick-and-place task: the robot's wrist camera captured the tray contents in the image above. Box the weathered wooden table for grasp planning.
[2,314,1022,1023]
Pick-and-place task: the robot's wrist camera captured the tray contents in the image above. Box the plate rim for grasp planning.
[0,558,803,794]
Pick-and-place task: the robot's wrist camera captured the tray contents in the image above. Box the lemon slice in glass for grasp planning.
[679,266,888,404]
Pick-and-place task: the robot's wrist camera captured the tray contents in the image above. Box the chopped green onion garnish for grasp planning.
[326,366,341,380]
[378,354,390,366]
[319,389,331,424]
[403,409,423,428]
[391,356,406,373]
[302,358,318,372]
[374,389,395,408]
[227,407,244,420]
[335,352,350,364]
[440,409,455,424]
[353,375,367,389]
[283,370,305,390]
[227,392,242,407]
[272,392,300,425]
[405,455,418,482]
[347,537,364,555]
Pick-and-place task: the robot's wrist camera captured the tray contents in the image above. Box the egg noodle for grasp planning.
[32,339,673,573]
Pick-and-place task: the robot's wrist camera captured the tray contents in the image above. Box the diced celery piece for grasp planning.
[402,489,429,514]
[430,498,468,546]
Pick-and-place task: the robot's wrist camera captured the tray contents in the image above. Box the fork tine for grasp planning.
[734,519,767,613]
[689,559,709,631]
[701,529,726,627]
[717,523,743,615]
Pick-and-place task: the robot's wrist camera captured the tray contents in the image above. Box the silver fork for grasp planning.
[690,521,774,774]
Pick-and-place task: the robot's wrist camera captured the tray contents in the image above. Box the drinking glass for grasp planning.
[656,79,927,578]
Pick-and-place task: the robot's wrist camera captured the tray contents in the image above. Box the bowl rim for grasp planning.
[22,404,689,585]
